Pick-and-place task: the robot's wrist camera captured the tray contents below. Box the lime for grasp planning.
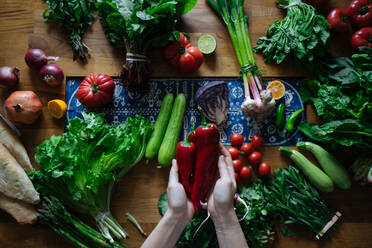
[198,34,217,54]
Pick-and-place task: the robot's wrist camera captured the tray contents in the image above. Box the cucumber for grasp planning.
[145,93,174,161]
[280,147,334,193]
[158,93,187,167]
[297,141,351,189]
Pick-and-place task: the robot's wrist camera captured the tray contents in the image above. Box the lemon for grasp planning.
[267,80,285,100]
[48,99,67,119]
[198,34,217,54]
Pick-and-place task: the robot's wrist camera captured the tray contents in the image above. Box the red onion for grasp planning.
[25,49,58,71]
[40,63,64,87]
[0,66,19,89]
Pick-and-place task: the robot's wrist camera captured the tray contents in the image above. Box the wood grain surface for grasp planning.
[0,0,371,247]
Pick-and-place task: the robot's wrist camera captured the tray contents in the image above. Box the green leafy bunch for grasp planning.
[158,181,275,248]
[43,0,96,62]
[30,112,152,242]
[264,166,338,237]
[97,0,188,50]
[254,0,331,64]
[299,47,372,151]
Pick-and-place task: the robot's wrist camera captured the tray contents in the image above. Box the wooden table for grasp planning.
[0,0,371,247]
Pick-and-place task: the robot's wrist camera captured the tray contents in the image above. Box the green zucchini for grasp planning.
[145,93,174,161]
[280,147,334,192]
[158,93,187,167]
[297,141,351,189]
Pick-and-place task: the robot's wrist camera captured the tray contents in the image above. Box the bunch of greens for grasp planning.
[254,0,330,64]
[97,0,195,90]
[43,0,96,62]
[29,112,152,242]
[38,196,125,248]
[207,0,275,121]
[158,181,276,248]
[264,166,340,239]
[299,47,372,151]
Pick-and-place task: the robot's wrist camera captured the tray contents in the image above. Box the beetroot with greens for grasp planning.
[97,0,193,91]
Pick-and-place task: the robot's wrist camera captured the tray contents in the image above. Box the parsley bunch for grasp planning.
[254,0,331,64]
[43,0,96,63]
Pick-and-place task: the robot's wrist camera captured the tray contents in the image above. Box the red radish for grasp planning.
[40,64,64,87]
[4,91,43,124]
[25,49,58,71]
[0,66,19,89]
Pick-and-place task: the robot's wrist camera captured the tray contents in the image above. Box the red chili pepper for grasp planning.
[351,27,372,49]
[176,134,196,197]
[347,0,372,28]
[327,8,348,33]
[191,117,220,211]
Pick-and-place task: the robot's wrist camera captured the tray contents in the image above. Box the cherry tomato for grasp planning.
[248,152,262,165]
[227,146,239,160]
[258,161,271,176]
[233,159,243,172]
[235,172,239,181]
[240,166,252,180]
[240,143,253,155]
[251,135,264,149]
[230,133,244,146]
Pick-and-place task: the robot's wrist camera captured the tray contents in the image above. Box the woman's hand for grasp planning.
[207,144,237,219]
[166,159,194,222]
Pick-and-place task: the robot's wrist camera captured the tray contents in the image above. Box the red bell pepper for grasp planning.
[191,118,220,211]
[327,8,348,33]
[351,27,372,49]
[347,0,372,28]
[176,134,196,197]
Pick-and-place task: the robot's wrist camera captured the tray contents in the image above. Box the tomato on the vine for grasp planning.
[240,166,252,180]
[227,146,239,160]
[248,151,262,165]
[235,172,239,181]
[240,143,253,155]
[251,135,264,149]
[258,161,271,176]
[230,133,244,146]
[233,159,243,172]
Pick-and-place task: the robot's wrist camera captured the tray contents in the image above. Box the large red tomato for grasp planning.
[76,73,115,108]
[164,33,203,73]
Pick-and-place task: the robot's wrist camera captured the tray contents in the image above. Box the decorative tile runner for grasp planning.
[66,77,305,146]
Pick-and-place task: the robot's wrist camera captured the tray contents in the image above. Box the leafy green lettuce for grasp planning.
[30,112,152,242]
[299,47,372,151]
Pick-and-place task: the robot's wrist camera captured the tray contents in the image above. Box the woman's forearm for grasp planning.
[141,210,188,248]
[212,209,249,248]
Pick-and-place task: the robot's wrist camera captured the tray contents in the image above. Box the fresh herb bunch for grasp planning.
[97,0,190,90]
[299,47,372,151]
[254,0,331,64]
[30,112,152,242]
[38,196,125,248]
[207,0,275,121]
[43,0,96,63]
[264,166,340,238]
[157,181,276,248]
